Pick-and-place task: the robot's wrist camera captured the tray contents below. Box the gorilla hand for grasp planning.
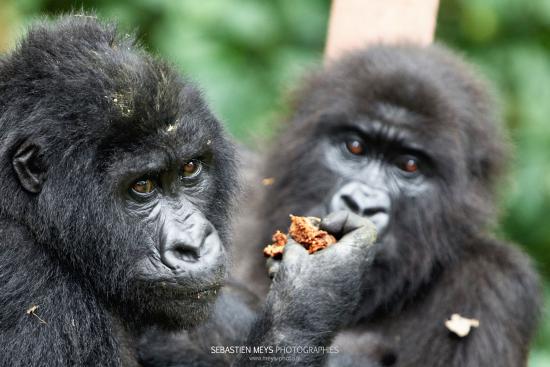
[237,211,376,366]
[269,211,377,331]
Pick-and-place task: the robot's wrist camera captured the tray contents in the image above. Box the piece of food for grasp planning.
[444,313,480,337]
[263,231,287,259]
[263,215,337,258]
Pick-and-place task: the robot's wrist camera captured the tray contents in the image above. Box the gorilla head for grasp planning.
[0,16,236,330]
[257,45,508,314]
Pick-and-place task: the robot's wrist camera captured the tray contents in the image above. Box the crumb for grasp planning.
[26,304,47,324]
[445,313,479,337]
[263,231,287,259]
[261,177,275,186]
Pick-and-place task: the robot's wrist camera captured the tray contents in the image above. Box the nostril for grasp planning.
[171,243,201,262]
[341,194,360,214]
[161,240,205,269]
[363,207,386,217]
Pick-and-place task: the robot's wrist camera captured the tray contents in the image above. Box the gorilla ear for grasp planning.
[13,141,47,193]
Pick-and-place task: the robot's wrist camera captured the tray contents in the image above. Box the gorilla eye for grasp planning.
[181,159,202,179]
[403,159,418,173]
[345,139,365,155]
[396,156,420,174]
[131,178,157,195]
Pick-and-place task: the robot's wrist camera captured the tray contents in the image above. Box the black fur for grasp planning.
[0,16,237,366]
[233,45,542,366]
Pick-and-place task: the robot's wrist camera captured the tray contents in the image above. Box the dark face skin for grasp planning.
[301,113,436,247]
[121,152,225,296]
[116,141,229,327]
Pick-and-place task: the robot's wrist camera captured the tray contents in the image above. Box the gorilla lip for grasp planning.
[160,282,222,300]
[184,287,220,300]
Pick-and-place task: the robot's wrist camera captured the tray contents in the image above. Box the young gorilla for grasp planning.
[233,45,542,366]
[0,16,377,367]
[0,16,236,367]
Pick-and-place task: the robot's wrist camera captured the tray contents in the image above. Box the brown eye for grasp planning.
[131,178,156,195]
[182,160,202,178]
[397,156,419,174]
[345,139,365,155]
[403,159,418,173]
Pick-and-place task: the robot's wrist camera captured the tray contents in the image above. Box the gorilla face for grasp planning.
[103,131,230,327]
[298,111,442,249]
[323,121,434,238]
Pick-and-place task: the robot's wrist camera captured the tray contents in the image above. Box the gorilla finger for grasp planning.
[338,222,377,249]
[318,210,350,237]
[321,211,375,237]
[282,240,308,266]
[266,258,282,279]
[267,263,281,279]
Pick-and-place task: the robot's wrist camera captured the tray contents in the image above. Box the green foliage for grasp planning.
[3,0,550,362]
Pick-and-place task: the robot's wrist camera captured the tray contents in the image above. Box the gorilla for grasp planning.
[0,16,377,367]
[232,45,542,366]
[0,15,237,366]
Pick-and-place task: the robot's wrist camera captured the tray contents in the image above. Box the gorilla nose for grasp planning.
[340,194,386,217]
[168,240,203,263]
[161,215,222,270]
[329,181,390,233]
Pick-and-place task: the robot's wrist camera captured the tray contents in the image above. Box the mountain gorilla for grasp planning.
[233,45,542,366]
[0,16,378,367]
[0,16,237,366]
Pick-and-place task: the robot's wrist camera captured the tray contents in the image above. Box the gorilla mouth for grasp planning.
[136,278,223,303]
[159,282,223,301]
[181,285,221,300]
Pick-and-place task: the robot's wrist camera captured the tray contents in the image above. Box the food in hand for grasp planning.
[263,215,337,258]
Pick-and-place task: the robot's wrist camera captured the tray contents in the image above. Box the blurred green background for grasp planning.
[0,0,548,363]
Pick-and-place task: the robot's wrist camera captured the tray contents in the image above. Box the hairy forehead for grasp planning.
[97,112,218,163]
